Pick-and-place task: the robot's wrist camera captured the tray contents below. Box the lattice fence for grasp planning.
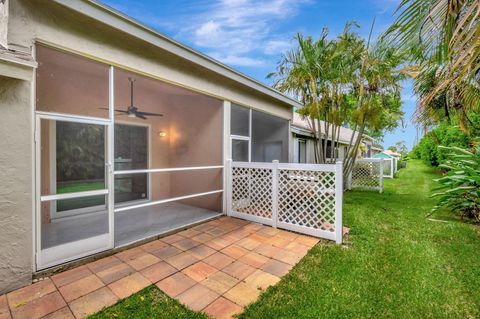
[230,166,273,225]
[227,161,343,243]
[348,158,383,193]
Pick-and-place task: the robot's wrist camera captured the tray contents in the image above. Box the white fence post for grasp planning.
[335,161,343,244]
[379,158,384,193]
[271,160,279,229]
[226,159,232,216]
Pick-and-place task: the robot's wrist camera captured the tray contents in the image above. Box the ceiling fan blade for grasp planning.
[135,113,147,120]
[137,111,163,117]
[98,107,130,114]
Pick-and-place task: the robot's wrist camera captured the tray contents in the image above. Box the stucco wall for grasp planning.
[0,76,32,294]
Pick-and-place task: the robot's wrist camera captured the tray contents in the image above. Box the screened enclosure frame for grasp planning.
[230,104,252,162]
[230,104,290,163]
[34,43,225,270]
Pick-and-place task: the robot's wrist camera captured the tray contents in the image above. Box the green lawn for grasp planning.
[57,181,105,194]
[90,160,480,319]
[88,286,208,319]
[57,181,105,211]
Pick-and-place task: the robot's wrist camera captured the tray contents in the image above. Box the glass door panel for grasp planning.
[37,117,111,269]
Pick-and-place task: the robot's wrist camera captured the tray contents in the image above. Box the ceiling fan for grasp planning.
[101,77,163,120]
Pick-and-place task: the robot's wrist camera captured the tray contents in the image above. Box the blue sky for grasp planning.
[103,0,418,150]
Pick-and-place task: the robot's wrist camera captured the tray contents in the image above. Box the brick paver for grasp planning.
[203,297,243,319]
[0,217,319,319]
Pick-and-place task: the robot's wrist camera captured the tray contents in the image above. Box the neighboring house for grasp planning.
[383,149,402,158]
[291,113,376,163]
[371,145,384,157]
[373,151,400,177]
[0,0,301,294]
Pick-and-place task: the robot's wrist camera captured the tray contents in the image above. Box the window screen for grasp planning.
[232,139,249,162]
[114,124,148,203]
[230,104,250,136]
[251,110,289,162]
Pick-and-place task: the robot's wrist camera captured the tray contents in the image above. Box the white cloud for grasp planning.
[210,53,266,67]
[178,0,309,66]
[264,39,292,55]
[195,20,221,37]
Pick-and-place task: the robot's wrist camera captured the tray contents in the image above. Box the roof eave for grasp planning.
[52,0,302,109]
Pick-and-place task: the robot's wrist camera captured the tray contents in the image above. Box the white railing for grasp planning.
[226,160,343,244]
[348,158,383,193]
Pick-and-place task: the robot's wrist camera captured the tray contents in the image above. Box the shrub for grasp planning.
[412,122,471,166]
[431,145,480,222]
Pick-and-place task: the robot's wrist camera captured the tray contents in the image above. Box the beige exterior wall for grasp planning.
[0,76,33,294]
[0,0,7,49]
[0,0,294,293]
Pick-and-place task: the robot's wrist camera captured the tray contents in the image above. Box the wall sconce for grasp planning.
[158,131,167,137]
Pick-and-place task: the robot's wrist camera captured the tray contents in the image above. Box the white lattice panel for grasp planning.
[231,167,273,222]
[278,169,336,232]
[350,159,383,192]
[227,161,343,243]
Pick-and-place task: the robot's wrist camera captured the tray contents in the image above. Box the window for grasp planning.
[230,105,289,163]
[231,104,250,136]
[114,123,149,203]
[251,110,289,162]
[298,139,307,163]
[230,104,251,162]
[232,139,249,162]
[40,120,107,217]
[322,140,336,160]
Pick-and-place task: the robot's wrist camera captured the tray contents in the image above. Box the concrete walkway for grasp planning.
[0,216,319,319]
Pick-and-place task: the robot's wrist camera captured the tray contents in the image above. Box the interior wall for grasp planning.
[114,68,223,211]
[0,76,33,294]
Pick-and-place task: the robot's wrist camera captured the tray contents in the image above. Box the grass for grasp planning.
[88,286,208,319]
[57,181,105,211]
[57,181,105,194]
[90,160,480,318]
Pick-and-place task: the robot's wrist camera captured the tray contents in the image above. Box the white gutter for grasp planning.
[53,0,302,109]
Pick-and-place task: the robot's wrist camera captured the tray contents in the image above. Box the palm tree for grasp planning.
[388,0,480,131]
[269,23,404,179]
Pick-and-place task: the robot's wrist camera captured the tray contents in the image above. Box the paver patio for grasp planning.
[0,216,320,319]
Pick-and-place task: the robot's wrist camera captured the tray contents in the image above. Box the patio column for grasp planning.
[223,100,231,215]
